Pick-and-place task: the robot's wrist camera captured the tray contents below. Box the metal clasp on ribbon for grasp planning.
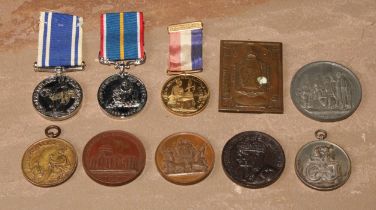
[33,62,86,74]
[98,54,146,74]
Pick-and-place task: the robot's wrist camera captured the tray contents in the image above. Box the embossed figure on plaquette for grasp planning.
[233,49,271,103]
[302,144,341,185]
[162,138,208,175]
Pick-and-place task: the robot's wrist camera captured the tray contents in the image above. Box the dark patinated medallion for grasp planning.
[295,130,351,191]
[222,131,285,188]
[97,73,147,118]
[83,130,146,186]
[32,75,83,120]
[161,75,209,116]
[291,61,362,122]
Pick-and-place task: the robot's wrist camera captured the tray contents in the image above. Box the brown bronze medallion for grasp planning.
[219,40,283,113]
[83,130,146,186]
[155,132,214,185]
[21,125,78,187]
[161,75,210,116]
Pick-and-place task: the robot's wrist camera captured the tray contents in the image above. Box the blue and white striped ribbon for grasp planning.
[37,12,83,68]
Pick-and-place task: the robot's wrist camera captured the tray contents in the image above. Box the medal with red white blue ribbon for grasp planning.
[161,22,209,116]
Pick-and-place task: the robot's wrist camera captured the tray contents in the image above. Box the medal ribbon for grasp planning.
[168,22,203,74]
[37,12,83,68]
[100,12,145,61]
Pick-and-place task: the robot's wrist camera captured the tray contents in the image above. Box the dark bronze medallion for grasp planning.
[222,131,285,188]
[219,40,283,113]
[82,130,146,186]
[32,75,82,120]
[290,61,362,122]
[97,73,147,118]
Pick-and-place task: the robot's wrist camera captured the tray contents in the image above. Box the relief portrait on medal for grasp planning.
[295,72,353,112]
[232,138,278,184]
[219,41,283,113]
[161,138,208,175]
[302,144,341,185]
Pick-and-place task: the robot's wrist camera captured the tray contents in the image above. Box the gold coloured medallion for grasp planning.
[161,74,209,116]
[21,125,77,187]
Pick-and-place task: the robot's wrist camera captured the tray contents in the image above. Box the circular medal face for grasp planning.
[155,132,215,185]
[32,75,83,120]
[83,130,146,186]
[222,131,285,188]
[98,74,147,118]
[21,138,78,187]
[291,61,362,122]
[295,138,351,191]
[161,75,209,116]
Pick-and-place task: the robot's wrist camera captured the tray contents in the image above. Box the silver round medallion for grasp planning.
[97,73,147,118]
[295,130,351,191]
[32,75,83,120]
[290,61,362,122]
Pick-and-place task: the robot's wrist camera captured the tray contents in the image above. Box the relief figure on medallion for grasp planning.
[30,145,71,183]
[235,138,276,182]
[40,84,77,111]
[296,72,352,112]
[162,139,208,175]
[167,78,196,111]
[232,47,270,106]
[107,80,140,109]
[302,145,341,185]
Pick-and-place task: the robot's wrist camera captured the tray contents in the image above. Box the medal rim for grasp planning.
[294,139,351,191]
[21,137,78,187]
[155,132,215,185]
[32,75,83,121]
[82,130,146,186]
[290,61,362,122]
[97,73,148,119]
[160,74,210,117]
[221,131,286,189]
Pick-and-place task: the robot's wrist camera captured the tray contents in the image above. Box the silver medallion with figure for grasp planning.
[32,75,83,120]
[97,73,147,118]
[290,61,361,122]
[295,129,351,191]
